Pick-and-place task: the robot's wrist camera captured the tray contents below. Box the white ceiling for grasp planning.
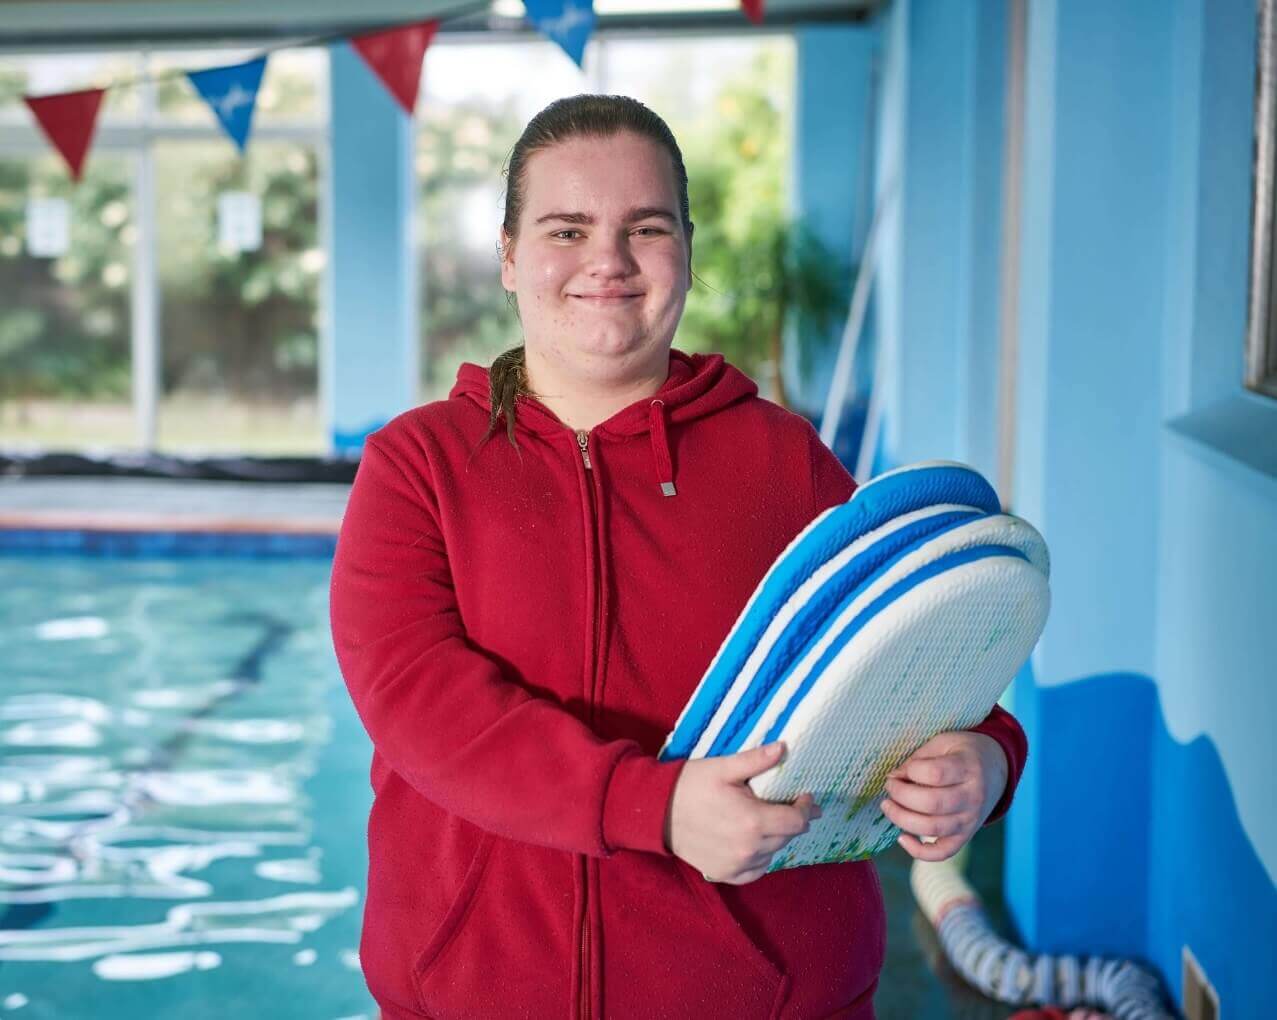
[0,0,881,51]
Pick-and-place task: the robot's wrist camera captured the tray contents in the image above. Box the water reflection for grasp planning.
[0,557,369,1014]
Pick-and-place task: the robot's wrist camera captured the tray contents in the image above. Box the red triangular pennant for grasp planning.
[23,88,107,181]
[350,19,439,116]
[742,0,765,24]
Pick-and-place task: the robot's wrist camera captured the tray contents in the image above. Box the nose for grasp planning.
[584,229,640,279]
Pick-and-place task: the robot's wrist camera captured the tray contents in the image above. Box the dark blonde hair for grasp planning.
[482,94,694,449]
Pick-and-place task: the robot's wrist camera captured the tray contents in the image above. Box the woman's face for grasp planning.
[500,131,693,380]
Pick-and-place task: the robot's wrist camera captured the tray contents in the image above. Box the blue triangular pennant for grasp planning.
[523,0,595,69]
[187,57,267,153]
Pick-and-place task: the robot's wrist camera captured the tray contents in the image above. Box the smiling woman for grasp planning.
[327,93,994,1020]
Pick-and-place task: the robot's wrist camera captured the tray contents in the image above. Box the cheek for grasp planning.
[531,251,573,292]
[649,249,690,294]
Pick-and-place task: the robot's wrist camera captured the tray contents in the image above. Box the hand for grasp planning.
[879,731,1008,862]
[665,741,820,885]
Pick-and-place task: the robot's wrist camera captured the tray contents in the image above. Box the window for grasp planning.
[1247,0,1277,400]
[0,47,327,455]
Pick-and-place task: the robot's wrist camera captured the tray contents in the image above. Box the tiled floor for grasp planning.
[0,474,1029,1019]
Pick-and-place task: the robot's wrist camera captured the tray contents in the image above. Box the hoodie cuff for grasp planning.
[968,707,1027,828]
[602,752,688,857]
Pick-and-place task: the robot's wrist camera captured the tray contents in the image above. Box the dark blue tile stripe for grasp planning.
[0,529,336,559]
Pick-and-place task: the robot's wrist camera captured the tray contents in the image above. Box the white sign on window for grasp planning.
[217,191,262,253]
[25,197,70,258]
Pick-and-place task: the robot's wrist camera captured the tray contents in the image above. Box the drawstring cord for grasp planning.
[648,399,676,497]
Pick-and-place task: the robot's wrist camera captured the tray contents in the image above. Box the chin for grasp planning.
[575,333,658,359]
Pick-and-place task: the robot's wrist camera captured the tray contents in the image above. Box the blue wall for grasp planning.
[1152,0,1277,1008]
[872,0,1277,1013]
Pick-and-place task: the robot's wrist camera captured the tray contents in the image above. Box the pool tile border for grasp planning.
[0,513,339,558]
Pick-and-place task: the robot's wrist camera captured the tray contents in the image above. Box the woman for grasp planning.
[329,94,1026,1020]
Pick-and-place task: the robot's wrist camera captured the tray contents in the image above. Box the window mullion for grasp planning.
[131,55,159,451]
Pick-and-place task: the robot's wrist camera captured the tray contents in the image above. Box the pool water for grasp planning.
[0,555,375,1019]
[0,550,1023,1020]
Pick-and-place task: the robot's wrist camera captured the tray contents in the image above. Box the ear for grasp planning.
[499,228,516,292]
[685,224,694,292]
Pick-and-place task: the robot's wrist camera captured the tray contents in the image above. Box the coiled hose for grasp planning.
[908,851,1177,1019]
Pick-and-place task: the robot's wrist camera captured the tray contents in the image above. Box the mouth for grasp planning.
[570,292,643,303]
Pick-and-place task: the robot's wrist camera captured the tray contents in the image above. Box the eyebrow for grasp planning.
[534,206,679,226]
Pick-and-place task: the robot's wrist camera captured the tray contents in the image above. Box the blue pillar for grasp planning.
[788,24,878,428]
[324,44,418,456]
[885,0,985,468]
[1007,0,1172,960]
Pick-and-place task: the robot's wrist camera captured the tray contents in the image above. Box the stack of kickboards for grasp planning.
[658,461,1050,873]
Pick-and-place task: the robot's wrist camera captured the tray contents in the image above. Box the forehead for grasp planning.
[520,132,678,215]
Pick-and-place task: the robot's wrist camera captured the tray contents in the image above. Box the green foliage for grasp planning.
[0,58,321,408]
[417,98,527,400]
[677,46,852,396]
[0,142,133,404]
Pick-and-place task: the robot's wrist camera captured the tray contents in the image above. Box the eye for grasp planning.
[552,229,582,240]
[634,227,665,236]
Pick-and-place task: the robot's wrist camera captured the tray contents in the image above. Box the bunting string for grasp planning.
[7,0,764,181]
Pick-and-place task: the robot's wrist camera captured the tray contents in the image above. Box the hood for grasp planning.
[449,347,758,497]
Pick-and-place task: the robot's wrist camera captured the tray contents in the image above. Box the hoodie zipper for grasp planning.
[576,427,594,1020]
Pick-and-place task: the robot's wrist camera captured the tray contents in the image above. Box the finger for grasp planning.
[719,742,786,783]
[895,830,965,862]
[727,864,770,886]
[884,776,966,816]
[893,754,965,787]
[754,800,812,838]
[790,791,821,820]
[879,797,968,840]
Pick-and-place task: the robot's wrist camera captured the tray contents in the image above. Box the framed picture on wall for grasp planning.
[1247,0,1277,400]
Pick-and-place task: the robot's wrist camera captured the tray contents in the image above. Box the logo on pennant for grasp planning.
[524,0,596,69]
[187,57,268,153]
[350,19,439,116]
[23,88,106,182]
[741,0,765,24]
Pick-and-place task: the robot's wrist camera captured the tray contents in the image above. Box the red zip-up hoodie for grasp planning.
[329,348,1027,1020]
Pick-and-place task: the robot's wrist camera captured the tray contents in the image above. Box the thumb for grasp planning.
[717,741,786,784]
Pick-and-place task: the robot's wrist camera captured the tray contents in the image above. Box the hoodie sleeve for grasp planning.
[330,433,686,859]
[804,423,1028,828]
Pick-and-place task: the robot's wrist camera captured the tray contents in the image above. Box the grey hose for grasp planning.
[908,851,1176,1019]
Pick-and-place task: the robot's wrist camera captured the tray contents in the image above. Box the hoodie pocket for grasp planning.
[597,852,787,1020]
[675,858,787,989]
[410,835,575,1020]
[409,829,496,1004]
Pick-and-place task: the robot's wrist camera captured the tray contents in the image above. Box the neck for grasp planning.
[523,345,671,432]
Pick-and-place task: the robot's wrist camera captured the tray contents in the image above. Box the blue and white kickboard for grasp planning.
[658,461,1050,871]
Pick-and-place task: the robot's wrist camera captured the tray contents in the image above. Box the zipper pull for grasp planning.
[575,429,592,470]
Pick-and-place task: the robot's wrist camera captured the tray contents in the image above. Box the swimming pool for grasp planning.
[0,551,375,1019]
